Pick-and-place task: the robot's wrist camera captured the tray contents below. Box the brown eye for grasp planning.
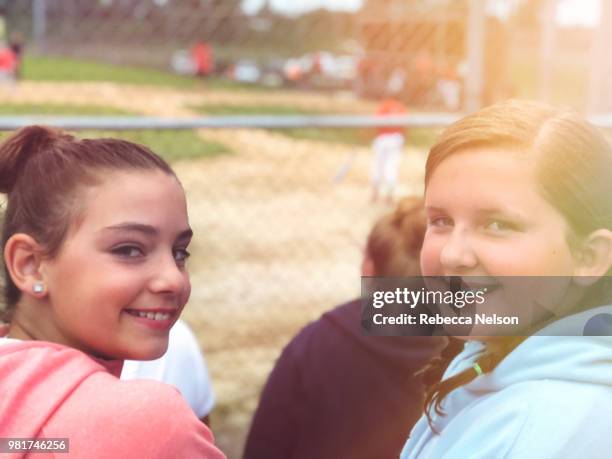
[112,245,144,258]
[485,220,515,232]
[173,248,191,264]
[429,216,453,227]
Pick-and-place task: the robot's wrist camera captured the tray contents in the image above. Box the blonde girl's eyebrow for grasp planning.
[473,207,527,221]
[425,205,526,220]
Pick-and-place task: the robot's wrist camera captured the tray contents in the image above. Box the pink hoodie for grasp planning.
[0,339,226,458]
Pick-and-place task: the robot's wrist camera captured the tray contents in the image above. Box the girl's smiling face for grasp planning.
[421,148,584,331]
[40,170,192,360]
[421,148,577,278]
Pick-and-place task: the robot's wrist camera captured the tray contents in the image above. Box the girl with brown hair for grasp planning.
[401,100,612,458]
[0,126,225,458]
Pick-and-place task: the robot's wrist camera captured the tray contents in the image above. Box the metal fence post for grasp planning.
[32,0,46,52]
[589,0,612,114]
[465,0,485,112]
[539,0,556,103]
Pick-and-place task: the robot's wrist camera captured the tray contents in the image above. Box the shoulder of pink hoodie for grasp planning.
[0,340,225,459]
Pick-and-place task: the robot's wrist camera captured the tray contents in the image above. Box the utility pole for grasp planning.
[539,0,556,102]
[465,0,485,112]
[589,0,612,113]
[33,0,46,52]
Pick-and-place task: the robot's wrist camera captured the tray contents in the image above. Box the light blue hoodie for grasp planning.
[401,305,612,459]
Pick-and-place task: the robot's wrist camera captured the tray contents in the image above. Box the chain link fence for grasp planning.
[0,1,608,457]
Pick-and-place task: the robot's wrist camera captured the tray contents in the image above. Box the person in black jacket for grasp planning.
[244,197,448,459]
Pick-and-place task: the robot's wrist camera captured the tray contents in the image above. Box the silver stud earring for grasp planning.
[33,283,45,294]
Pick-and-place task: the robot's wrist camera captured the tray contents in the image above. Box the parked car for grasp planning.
[229,59,261,83]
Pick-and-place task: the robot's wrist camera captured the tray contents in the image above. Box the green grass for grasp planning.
[22,55,272,92]
[191,104,317,117]
[190,102,439,148]
[23,55,200,89]
[0,103,131,116]
[81,130,229,162]
[0,104,230,161]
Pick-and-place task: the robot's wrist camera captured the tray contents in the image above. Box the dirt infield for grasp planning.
[0,82,428,458]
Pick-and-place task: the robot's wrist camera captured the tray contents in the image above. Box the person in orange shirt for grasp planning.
[371,96,407,203]
[191,41,214,77]
[0,46,17,82]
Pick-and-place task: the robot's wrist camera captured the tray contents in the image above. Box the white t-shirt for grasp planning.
[121,319,215,419]
[0,336,19,345]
